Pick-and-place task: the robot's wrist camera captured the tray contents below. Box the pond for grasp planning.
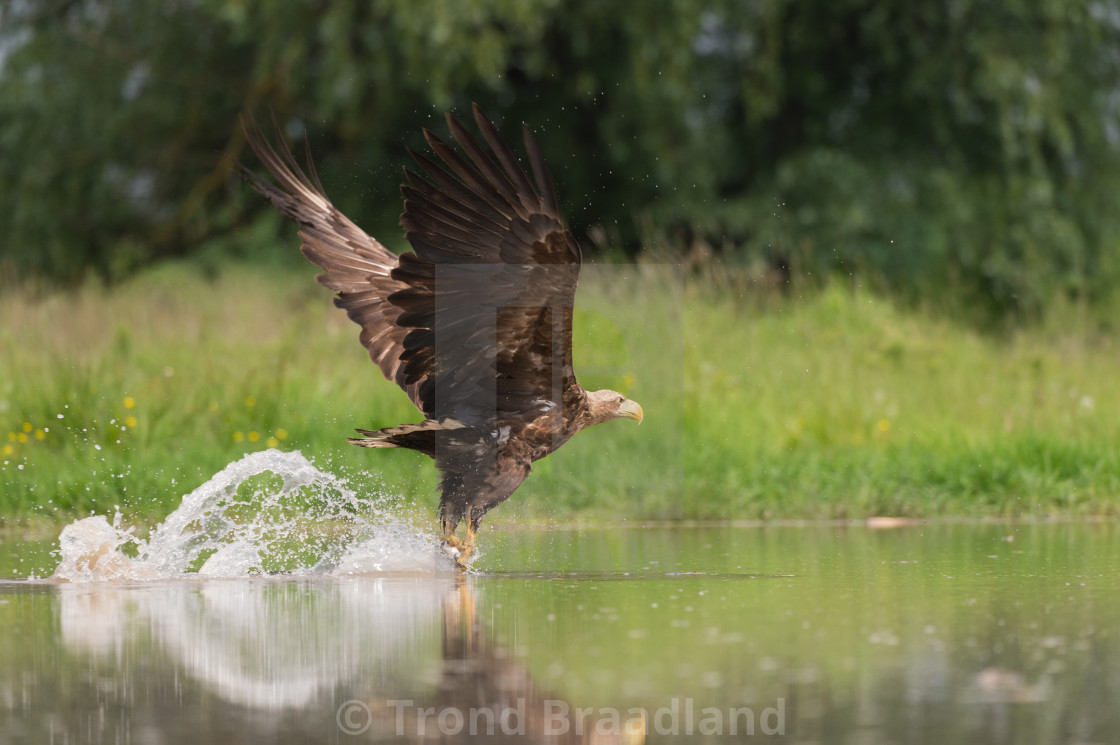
[3,521,1118,744]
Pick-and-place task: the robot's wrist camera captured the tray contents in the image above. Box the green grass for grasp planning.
[2,259,1119,528]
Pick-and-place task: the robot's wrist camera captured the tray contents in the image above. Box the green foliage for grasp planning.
[677,0,1120,318]
[2,263,1119,526]
[3,1,1119,315]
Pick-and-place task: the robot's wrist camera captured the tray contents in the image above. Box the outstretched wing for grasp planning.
[240,116,426,411]
[391,104,583,427]
[242,107,583,428]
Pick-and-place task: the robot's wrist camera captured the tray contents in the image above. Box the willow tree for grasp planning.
[2,0,1119,317]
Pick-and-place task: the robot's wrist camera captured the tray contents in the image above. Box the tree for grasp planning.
[2,0,1119,317]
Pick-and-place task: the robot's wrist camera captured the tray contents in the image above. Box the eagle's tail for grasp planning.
[348,418,467,457]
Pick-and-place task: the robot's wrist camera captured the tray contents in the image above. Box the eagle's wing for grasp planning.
[241,117,427,412]
[391,104,583,427]
[242,107,582,428]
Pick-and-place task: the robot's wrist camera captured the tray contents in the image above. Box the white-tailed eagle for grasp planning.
[242,105,643,568]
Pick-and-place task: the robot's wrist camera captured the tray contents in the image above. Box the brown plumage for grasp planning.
[242,105,643,568]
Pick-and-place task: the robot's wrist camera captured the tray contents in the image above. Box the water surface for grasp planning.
[3,521,1118,744]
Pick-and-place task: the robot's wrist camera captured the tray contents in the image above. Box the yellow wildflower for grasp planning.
[248,431,260,442]
[275,428,288,441]
[22,422,32,433]
[233,431,245,443]
[17,433,27,444]
[878,419,891,433]
[124,416,137,428]
[2,445,12,456]
[34,429,45,440]
[266,437,279,448]
[124,397,136,409]
[245,395,256,408]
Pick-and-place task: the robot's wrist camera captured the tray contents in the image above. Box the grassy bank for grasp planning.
[2,260,1118,527]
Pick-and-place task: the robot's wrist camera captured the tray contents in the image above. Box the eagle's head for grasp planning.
[584,389,644,428]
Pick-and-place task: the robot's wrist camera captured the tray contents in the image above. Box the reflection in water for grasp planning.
[4,524,1120,744]
[32,576,642,743]
[58,578,448,710]
[375,581,646,743]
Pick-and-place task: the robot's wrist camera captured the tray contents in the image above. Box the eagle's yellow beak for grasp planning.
[618,398,644,424]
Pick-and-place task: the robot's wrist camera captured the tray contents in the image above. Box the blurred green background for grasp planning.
[4,0,1120,320]
[3,0,1120,526]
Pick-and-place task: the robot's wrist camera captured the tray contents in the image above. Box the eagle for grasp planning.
[242,105,643,569]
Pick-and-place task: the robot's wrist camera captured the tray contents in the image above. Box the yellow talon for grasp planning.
[456,522,477,568]
[441,508,478,571]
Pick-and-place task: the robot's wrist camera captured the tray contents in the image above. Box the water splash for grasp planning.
[51,449,456,582]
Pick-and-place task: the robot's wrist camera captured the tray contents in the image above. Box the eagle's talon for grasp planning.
[455,543,475,568]
[441,514,477,570]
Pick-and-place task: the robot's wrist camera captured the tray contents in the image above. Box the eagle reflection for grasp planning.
[368,579,645,744]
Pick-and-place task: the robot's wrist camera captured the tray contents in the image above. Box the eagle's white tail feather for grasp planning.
[348,417,466,448]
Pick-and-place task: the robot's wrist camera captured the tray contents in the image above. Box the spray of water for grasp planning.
[51,449,456,581]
